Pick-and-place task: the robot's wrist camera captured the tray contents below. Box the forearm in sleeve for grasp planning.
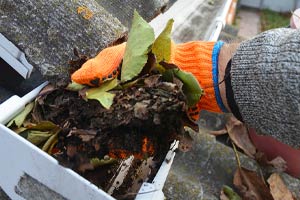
[228,28,300,148]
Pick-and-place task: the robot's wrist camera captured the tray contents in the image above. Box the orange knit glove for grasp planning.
[170,41,226,121]
[71,43,126,86]
[71,41,227,121]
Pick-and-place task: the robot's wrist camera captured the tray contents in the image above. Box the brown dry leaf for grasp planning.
[267,173,295,200]
[36,84,56,105]
[267,157,287,172]
[159,61,178,70]
[38,84,56,97]
[255,152,287,173]
[233,167,273,200]
[69,129,97,142]
[32,101,43,123]
[209,128,228,136]
[226,116,256,158]
[255,151,270,167]
[143,74,161,88]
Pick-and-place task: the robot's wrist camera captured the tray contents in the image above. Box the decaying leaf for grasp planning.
[7,102,34,128]
[69,129,97,142]
[26,130,53,146]
[172,69,203,107]
[267,156,287,173]
[152,19,174,73]
[12,127,28,134]
[42,131,59,152]
[26,121,58,131]
[36,85,57,106]
[267,173,295,200]
[143,74,161,88]
[121,10,155,82]
[220,185,242,200]
[86,78,118,109]
[209,128,228,136]
[233,167,273,200]
[255,152,287,173]
[47,136,58,154]
[38,84,56,97]
[14,121,61,153]
[226,116,256,158]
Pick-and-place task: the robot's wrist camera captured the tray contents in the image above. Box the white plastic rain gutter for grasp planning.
[0,33,33,79]
[209,0,233,41]
[150,0,233,42]
[0,0,233,199]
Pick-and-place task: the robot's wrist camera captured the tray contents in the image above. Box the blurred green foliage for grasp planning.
[260,9,290,31]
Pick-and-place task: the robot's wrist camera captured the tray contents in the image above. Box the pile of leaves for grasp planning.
[7,10,299,199]
[7,11,201,197]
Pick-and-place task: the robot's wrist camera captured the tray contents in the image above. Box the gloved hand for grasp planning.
[71,41,226,121]
[72,43,126,86]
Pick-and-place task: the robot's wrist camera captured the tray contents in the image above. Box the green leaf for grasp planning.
[162,69,174,82]
[121,10,155,82]
[89,78,118,93]
[7,102,34,128]
[26,130,53,146]
[88,92,115,109]
[152,19,174,73]
[66,81,85,91]
[172,69,203,107]
[13,127,28,134]
[222,185,242,200]
[90,157,117,168]
[86,79,118,109]
[42,131,59,152]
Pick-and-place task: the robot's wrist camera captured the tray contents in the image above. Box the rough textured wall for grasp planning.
[0,0,126,83]
[0,0,171,83]
[95,0,169,27]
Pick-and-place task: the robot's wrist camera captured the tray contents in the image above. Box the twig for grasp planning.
[231,140,241,168]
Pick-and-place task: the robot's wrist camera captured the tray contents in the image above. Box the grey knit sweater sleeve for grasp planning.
[231,28,300,148]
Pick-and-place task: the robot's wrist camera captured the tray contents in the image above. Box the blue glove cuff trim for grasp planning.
[212,41,228,112]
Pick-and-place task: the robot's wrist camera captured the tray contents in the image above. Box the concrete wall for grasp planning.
[240,0,300,12]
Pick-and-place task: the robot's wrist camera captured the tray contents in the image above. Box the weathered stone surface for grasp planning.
[163,129,300,199]
[0,0,126,83]
[15,173,67,200]
[280,173,300,198]
[95,0,170,27]
[164,129,258,199]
